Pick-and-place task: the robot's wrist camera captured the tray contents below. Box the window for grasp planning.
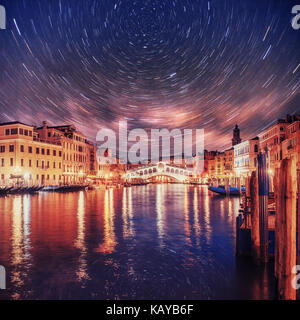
[36,174,39,180]
[19,128,24,135]
[21,159,24,167]
[59,151,62,157]
[29,131,32,137]
[36,160,39,168]
[0,146,5,153]
[41,148,45,155]
[5,129,10,135]
[24,130,28,136]
[11,128,18,135]
[53,150,56,156]
[53,162,56,169]
[53,175,56,180]
[47,161,50,169]
[48,132,51,138]
[47,149,50,155]
[29,159,32,167]
[10,158,13,166]
[254,145,258,153]
[36,148,40,154]
[1,174,4,180]
[9,145,14,152]
[1,159,4,167]
[20,145,24,152]
[28,146,32,153]
[42,161,44,169]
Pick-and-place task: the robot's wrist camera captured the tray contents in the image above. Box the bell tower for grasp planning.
[232,124,241,146]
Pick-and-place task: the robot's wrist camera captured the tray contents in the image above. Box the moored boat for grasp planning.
[41,185,88,192]
[208,186,245,196]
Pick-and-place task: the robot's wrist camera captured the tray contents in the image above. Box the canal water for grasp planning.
[0,185,276,300]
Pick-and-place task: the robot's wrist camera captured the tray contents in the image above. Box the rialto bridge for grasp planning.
[125,162,194,183]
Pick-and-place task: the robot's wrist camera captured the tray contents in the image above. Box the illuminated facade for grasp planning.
[233,137,259,181]
[282,120,300,169]
[0,122,63,186]
[224,148,234,176]
[214,152,225,177]
[36,121,97,184]
[257,118,288,173]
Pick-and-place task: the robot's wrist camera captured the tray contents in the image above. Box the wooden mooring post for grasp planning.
[275,158,297,300]
[250,171,260,264]
[225,178,230,197]
[257,153,269,264]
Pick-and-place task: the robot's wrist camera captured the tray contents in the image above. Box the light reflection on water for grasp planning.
[0,185,276,300]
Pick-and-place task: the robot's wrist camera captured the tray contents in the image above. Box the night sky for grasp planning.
[0,0,299,151]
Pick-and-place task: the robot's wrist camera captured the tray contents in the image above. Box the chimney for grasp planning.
[43,121,47,129]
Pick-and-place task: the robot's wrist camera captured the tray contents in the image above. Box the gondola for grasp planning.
[208,186,245,196]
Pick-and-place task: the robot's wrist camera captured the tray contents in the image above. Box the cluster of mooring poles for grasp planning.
[236,153,299,300]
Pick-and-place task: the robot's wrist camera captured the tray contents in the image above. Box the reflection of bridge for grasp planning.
[125,162,194,183]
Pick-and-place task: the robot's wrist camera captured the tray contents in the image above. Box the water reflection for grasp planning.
[0,185,276,300]
[193,187,200,245]
[74,192,89,284]
[156,184,165,246]
[184,185,192,244]
[11,197,26,299]
[97,189,117,254]
[122,187,134,239]
[203,186,212,243]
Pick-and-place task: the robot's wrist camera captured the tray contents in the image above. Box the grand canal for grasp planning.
[0,185,276,300]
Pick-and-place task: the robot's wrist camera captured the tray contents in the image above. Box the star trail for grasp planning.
[0,0,299,150]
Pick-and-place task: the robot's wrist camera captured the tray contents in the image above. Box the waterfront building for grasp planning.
[214,152,226,178]
[257,115,300,172]
[224,148,234,176]
[36,121,95,184]
[200,150,217,183]
[282,119,300,169]
[233,137,259,184]
[0,122,63,186]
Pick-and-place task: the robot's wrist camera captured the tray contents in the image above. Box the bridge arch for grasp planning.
[125,163,193,183]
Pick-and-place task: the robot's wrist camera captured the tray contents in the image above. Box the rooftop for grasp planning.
[0,121,34,127]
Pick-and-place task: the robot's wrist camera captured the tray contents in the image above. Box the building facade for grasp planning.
[224,148,234,176]
[282,120,300,169]
[0,122,63,186]
[36,121,96,184]
[234,137,259,183]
